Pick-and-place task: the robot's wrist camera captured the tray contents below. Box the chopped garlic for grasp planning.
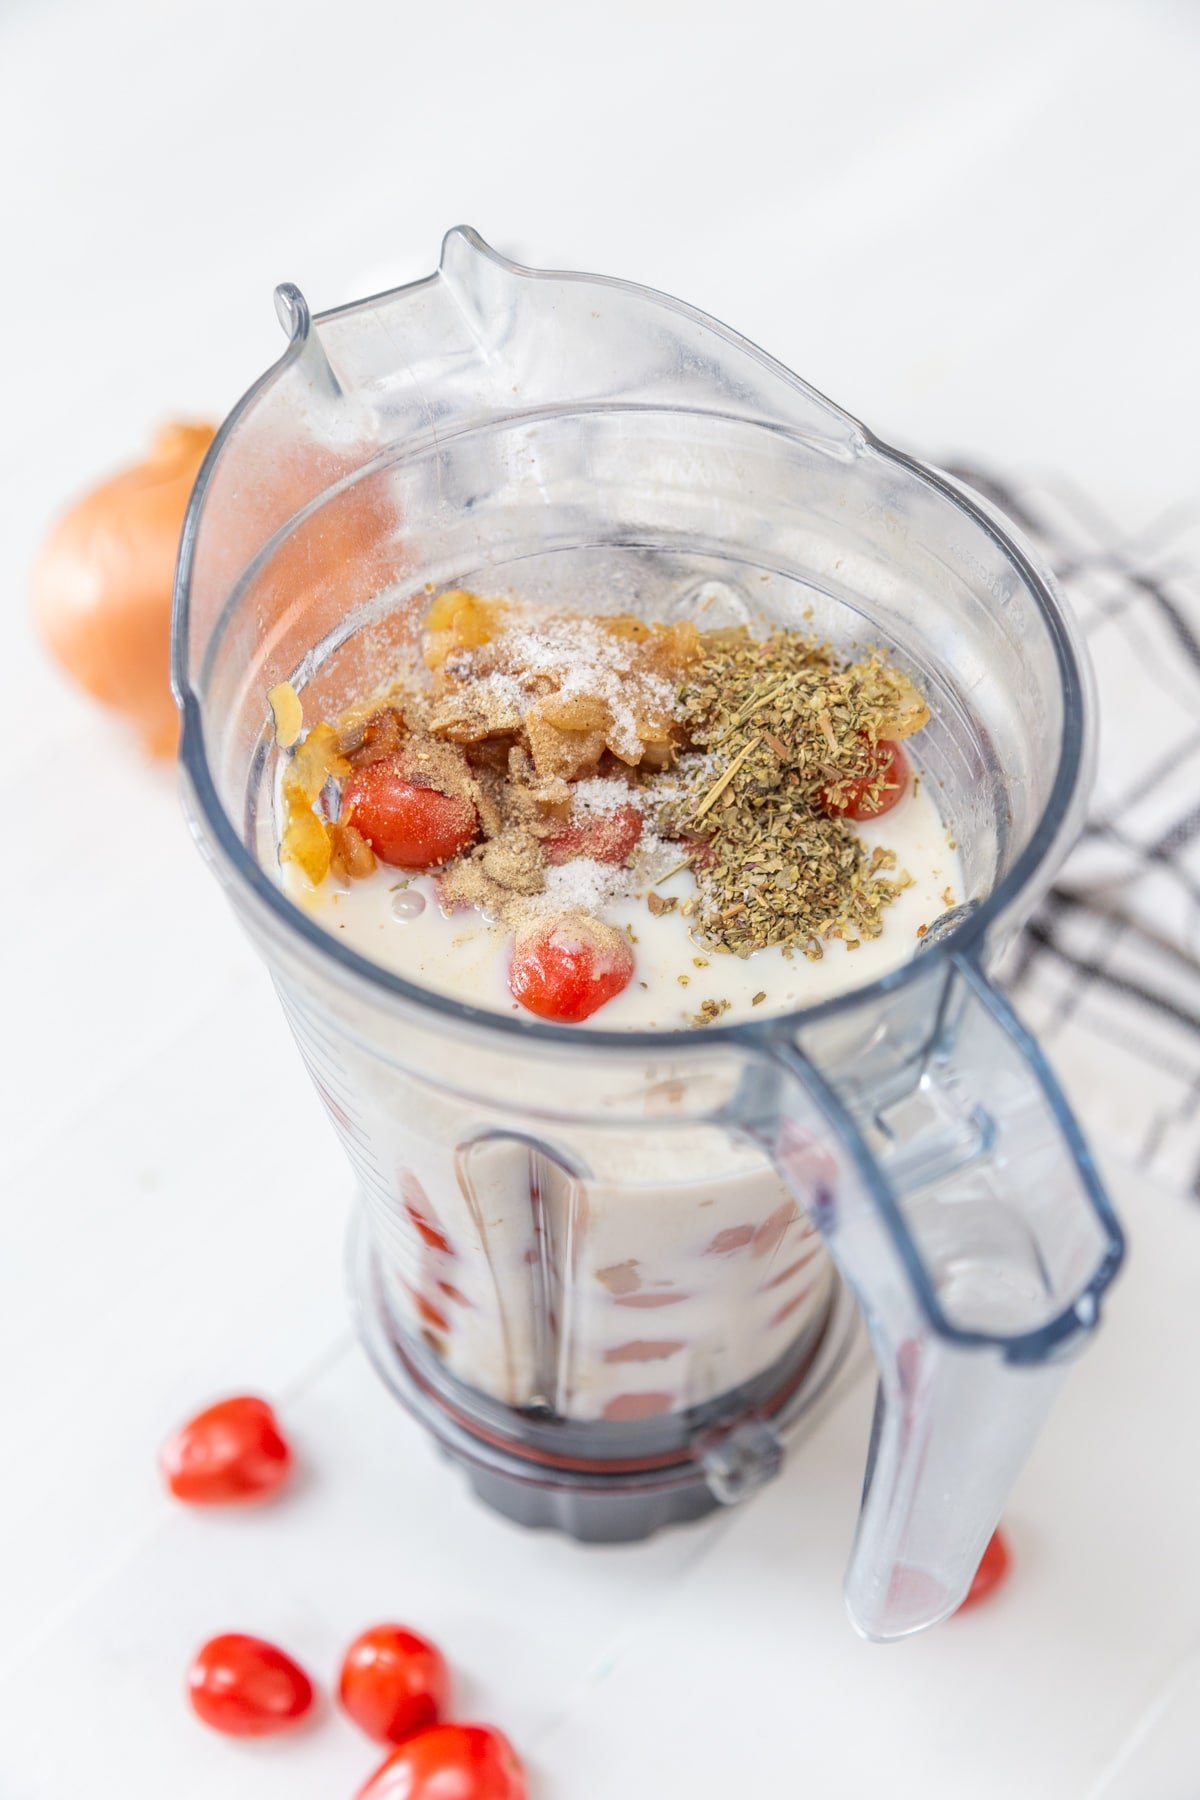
[268,680,303,748]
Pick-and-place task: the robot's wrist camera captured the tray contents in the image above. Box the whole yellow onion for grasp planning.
[31,421,215,755]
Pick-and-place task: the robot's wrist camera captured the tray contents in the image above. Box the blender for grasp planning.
[172,227,1124,1641]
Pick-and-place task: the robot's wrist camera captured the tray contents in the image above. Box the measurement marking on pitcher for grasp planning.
[281,993,355,1064]
[340,1145,390,1200]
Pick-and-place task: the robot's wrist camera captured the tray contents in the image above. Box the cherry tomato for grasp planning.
[820,738,908,821]
[543,803,643,866]
[957,1528,1012,1612]
[343,757,478,868]
[160,1395,292,1505]
[339,1623,449,1745]
[188,1633,314,1737]
[509,915,634,1022]
[356,1724,526,1800]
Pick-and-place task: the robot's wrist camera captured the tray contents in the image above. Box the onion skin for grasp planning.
[31,421,215,755]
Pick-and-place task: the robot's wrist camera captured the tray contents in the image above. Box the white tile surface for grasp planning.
[4,0,1200,1793]
[1088,1651,1200,1800]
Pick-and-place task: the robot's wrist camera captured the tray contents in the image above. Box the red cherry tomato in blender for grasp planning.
[161,1395,292,1504]
[957,1528,1012,1612]
[543,804,643,866]
[356,1724,526,1800]
[509,916,634,1022]
[339,1624,450,1744]
[820,738,909,821]
[188,1633,314,1737]
[343,756,478,868]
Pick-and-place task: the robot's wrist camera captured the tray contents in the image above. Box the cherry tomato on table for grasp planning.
[188,1633,314,1737]
[820,737,909,821]
[509,915,634,1022]
[343,756,478,868]
[160,1395,292,1504]
[957,1528,1013,1612]
[339,1623,450,1745]
[356,1724,526,1800]
[542,803,643,867]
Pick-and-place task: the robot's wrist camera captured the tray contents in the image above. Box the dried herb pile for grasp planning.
[663,628,928,959]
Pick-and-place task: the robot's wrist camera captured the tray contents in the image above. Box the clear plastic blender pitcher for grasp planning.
[172,227,1124,1640]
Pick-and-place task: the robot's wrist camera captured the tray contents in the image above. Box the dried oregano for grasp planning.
[660,629,928,957]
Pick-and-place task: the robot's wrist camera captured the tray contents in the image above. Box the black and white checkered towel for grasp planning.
[948,468,1200,1195]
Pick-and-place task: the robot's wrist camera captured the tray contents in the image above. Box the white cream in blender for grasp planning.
[287,782,959,1028]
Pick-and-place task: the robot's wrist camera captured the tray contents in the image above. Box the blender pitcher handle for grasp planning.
[763,954,1124,1641]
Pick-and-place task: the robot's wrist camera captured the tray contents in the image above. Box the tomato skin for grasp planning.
[188,1634,314,1737]
[356,1724,526,1800]
[343,757,478,868]
[509,916,634,1023]
[161,1396,292,1505]
[820,738,909,821]
[543,804,643,866]
[957,1528,1012,1612]
[339,1624,449,1745]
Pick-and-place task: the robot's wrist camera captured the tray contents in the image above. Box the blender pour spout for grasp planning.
[264,226,873,454]
[273,282,344,402]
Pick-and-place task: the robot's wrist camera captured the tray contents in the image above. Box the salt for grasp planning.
[451,615,676,764]
[569,777,645,817]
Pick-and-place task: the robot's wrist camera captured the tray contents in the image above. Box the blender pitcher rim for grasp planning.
[170,228,1092,1056]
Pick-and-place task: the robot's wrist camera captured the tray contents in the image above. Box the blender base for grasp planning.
[349,1210,862,1544]
[453,1454,724,1542]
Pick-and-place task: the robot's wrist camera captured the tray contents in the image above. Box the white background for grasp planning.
[3,1,1200,1795]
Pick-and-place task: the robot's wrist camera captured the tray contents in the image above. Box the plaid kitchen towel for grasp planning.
[948,466,1200,1195]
